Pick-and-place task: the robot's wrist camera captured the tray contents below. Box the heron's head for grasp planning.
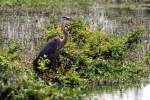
[62,16,72,21]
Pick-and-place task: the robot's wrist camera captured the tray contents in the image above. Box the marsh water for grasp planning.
[83,83,150,100]
[0,1,150,100]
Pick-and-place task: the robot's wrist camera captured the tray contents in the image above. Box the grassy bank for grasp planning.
[0,19,150,99]
[0,0,147,13]
[0,0,92,8]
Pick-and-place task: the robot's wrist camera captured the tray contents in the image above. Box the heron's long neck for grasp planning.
[62,28,68,45]
[61,20,68,48]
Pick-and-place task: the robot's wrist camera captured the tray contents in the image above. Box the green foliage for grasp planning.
[0,0,145,8]
[0,0,92,7]
[56,69,83,87]
[51,19,149,83]
[0,19,149,99]
[38,55,50,72]
[0,56,9,72]
[145,52,150,64]
[146,52,150,60]
[47,26,62,41]
[125,26,145,50]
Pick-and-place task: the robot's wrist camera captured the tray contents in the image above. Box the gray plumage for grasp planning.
[33,16,71,69]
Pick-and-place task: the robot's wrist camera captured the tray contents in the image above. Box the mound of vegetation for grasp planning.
[0,19,149,99]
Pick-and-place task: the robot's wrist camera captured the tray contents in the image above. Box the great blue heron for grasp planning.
[33,16,71,70]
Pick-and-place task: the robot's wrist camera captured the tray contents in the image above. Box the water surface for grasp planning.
[84,82,150,100]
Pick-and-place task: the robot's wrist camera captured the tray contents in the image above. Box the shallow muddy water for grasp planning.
[84,83,150,100]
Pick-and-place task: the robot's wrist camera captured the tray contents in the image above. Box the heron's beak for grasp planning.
[62,16,72,21]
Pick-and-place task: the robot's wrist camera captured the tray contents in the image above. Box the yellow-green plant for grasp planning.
[38,55,50,72]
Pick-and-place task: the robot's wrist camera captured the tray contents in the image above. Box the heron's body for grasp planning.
[33,16,70,70]
[34,37,61,63]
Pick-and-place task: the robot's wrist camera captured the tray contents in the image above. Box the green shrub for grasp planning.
[125,26,145,50]
[0,19,149,99]
[38,55,50,72]
[145,52,150,64]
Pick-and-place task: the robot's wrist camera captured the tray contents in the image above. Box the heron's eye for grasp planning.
[35,20,38,23]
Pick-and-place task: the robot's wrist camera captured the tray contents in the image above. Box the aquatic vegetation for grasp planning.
[0,19,150,99]
[34,19,150,84]
[0,0,146,7]
[145,52,150,65]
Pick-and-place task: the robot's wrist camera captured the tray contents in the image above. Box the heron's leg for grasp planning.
[50,59,56,69]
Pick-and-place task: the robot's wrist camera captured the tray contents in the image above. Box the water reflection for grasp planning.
[85,83,150,100]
